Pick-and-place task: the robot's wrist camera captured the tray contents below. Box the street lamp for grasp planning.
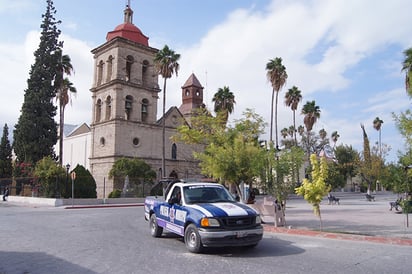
[66,163,70,198]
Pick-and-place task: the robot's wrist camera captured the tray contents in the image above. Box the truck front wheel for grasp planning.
[149,214,163,237]
[184,224,203,253]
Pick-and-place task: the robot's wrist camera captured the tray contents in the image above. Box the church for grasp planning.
[60,4,205,198]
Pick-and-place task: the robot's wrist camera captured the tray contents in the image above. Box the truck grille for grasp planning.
[220,216,255,228]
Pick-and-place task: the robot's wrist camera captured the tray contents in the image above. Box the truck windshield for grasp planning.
[183,185,236,204]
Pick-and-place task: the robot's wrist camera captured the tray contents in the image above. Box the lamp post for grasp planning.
[66,163,70,198]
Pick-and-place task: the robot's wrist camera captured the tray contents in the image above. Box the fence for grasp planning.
[0,176,156,198]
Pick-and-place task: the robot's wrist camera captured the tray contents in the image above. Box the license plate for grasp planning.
[236,231,247,238]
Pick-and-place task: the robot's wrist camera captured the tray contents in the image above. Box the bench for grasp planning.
[365,194,375,201]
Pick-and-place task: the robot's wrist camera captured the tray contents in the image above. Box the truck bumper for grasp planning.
[198,226,263,247]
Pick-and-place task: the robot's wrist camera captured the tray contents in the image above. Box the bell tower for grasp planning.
[179,73,204,124]
[89,3,160,197]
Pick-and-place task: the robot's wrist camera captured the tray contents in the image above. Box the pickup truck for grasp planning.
[144,180,263,253]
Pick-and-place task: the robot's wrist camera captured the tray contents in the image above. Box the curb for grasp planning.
[263,225,412,246]
[64,203,144,209]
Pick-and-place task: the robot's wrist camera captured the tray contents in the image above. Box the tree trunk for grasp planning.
[59,104,64,166]
[162,78,167,178]
[270,89,275,144]
[275,90,279,149]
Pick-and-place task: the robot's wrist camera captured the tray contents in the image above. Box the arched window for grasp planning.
[171,143,177,160]
[141,98,148,122]
[142,60,149,85]
[106,55,113,82]
[95,99,102,122]
[126,55,134,82]
[97,60,104,86]
[125,95,133,120]
[105,96,112,120]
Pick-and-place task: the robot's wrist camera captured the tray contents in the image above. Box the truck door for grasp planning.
[166,186,187,236]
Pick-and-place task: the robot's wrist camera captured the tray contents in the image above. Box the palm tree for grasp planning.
[319,129,327,140]
[331,131,340,148]
[302,100,321,158]
[266,57,288,149]
[373,117,384,156]
[285,86,302,145]
[154,45,180,178]
[54,49,76,166]
[297,125,305,136]
[212,86,236,126]
[401,47,412,97]
[302,100,321,132]
[281,128,288,139]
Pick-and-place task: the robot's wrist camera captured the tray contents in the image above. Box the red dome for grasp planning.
[106,22,149,46]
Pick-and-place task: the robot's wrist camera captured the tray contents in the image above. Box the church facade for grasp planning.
[62,5,205,198]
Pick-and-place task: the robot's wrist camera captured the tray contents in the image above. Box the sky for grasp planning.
[0,0,411,163]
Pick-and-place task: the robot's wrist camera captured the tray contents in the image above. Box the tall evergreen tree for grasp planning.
[0,124,13,182]
[13,0,62,164]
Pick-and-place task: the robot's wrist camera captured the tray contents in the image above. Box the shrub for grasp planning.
[108,189,121,198]
[71,165,97,198]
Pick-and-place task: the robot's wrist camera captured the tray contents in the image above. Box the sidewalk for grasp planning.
[261,192,412,246]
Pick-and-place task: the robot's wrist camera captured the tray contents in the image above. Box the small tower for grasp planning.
[179,73,204,125]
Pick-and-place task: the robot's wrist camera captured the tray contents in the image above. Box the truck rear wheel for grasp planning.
[149,214,163,237]
[184,224,203,253]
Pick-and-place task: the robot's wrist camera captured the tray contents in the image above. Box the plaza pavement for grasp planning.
[262,191,412,246]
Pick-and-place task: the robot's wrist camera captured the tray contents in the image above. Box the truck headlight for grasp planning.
[255,215,262,224]
[200,217,220,227]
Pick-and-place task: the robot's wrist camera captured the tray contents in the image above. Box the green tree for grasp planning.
[34,156,66,198]
[154,45,180,177]
[0,124,13,185]
[334,144,359,191]
[266,57,288,149]
[212,86,236,126]
[325,161,345,190]
[175,109,266,200]
[401,47,412,97]
[13,0,62,164]
[197,110,266,199]
[55,49,76,166]
[373,117,384,157]
[109,158,156,197]
[295,154,330,230]
[394,110,412,148]
[173,108,221,146]
[284,86,302,145]
[270,146,304,205]
[358,124,386,193]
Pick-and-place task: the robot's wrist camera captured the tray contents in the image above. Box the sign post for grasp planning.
[71,171,76,207]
